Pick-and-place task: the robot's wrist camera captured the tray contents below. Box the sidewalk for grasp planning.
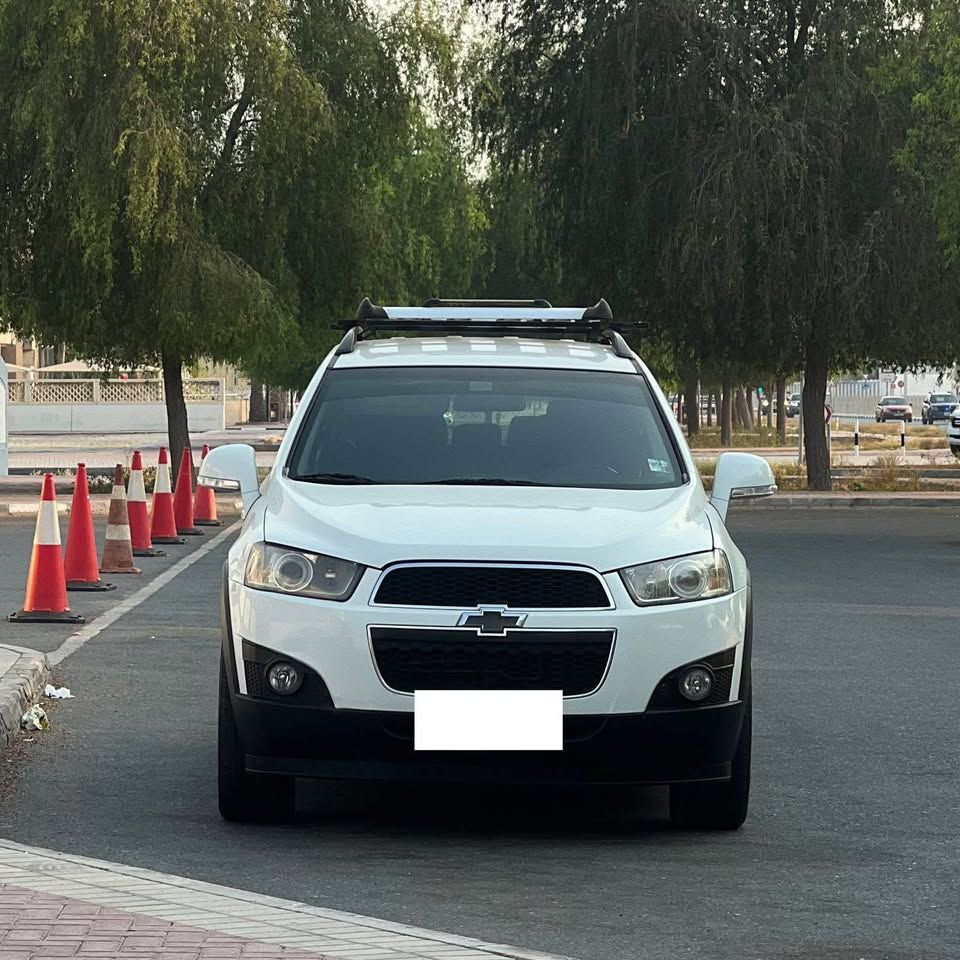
[6,429,282,472]
[0,488,242,517]
[0,841,569,960]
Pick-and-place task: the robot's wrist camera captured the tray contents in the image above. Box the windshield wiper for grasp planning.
[290,472,379,484]
[424,477,543,486]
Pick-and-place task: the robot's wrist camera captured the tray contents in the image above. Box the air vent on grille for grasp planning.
[374,565,609,608]
[370,627,614,696]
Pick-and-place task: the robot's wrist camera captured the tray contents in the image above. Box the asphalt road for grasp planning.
[0,508,958,960]
[0,520,221,653]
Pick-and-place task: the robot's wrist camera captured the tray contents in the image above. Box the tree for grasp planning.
[477,0,957,488]
[0,0,325,468]
[0,0,490,465]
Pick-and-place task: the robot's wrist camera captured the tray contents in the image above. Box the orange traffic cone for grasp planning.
[128,450,165,557]
[193,444,221,526]
[173,447,203,536]
[9,474,84,623]
[150,447,184,545]
[64,463,115,592]
[100,464,141,575]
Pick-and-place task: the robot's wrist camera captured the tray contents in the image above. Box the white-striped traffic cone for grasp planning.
[150,447,184,545]
[100,464,141,574]
[9,474,84,623]
[128,450,165,557]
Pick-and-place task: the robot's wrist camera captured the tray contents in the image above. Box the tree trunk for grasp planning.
[765,384,773,428]
[720,381,733,446]
[776,377,786,442]
[684,370,699,437]
[162,353,190,486]
[736,386,754,429]
[248,379,266,423]
[802,339,831,490]
[706,392,714,427]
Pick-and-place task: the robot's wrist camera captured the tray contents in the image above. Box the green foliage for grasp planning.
[895,3,960,262]
[0,0,491,392]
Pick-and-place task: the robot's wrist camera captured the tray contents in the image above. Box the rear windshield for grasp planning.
[287,366,683,489]
[930,394,957,403]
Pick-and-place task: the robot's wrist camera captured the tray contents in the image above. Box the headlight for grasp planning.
[244,542,363,601]
[620,550,732,605]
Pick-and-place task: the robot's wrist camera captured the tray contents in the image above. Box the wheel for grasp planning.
[670,696,751,830]
[880,416,886,423]
[218,655,296,822]
[907,416,913,423]
[875,415,881,422]
[952,446,960,460]
[922,415,928,424]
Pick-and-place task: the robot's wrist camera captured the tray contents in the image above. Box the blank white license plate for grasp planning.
[414,689,563,751]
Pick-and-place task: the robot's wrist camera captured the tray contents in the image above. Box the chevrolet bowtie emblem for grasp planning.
[457,605,528,635]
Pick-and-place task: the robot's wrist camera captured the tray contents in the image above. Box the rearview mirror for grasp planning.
[197,443,261,515]
[711,452,777,521]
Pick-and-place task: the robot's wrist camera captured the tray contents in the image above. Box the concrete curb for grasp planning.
[0,645,50,751]
[731,494,960,508]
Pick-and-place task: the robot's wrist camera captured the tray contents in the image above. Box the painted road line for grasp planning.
[0,840,575,960]
[47,521,240,668]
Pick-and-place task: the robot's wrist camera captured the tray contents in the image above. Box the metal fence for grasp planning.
[7,378,223,405]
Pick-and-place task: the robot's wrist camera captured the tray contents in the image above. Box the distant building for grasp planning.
[0,333,64,374]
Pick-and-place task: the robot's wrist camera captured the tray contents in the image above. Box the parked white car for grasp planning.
[200,298,776,828]
[949,407,960,456]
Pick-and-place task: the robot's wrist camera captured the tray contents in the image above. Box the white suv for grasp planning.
[201,298,776,829]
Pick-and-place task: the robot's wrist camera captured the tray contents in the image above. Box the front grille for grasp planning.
[370,627,614,696]
[374,565,609,608]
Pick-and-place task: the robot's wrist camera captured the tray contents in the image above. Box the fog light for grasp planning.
[678,665,713,702]
[266,661,302,695]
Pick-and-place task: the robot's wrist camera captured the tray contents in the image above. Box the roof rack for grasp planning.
[334,297,645,358]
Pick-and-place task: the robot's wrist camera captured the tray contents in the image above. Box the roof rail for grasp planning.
[334,297,647,355]
[422,298,553,309]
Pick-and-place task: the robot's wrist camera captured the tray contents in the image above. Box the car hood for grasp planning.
[261,479,714,571]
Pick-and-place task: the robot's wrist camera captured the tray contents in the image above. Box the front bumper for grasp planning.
[220,569,753,786]
[232,698,747,785]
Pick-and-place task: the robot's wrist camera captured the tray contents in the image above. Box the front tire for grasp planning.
[670,696,751,830]
[218,656,296,822]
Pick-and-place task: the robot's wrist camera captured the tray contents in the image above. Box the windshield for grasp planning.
[881,397,907,405]
[931,394,957,403]
[287,366,683,489]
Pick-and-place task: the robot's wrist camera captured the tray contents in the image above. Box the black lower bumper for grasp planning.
[232,696,747,785]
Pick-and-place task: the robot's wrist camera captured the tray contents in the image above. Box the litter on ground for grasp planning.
[20,704,49,731]
[44,684,73,700]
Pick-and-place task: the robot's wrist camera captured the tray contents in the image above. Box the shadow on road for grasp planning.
[288,780,682,839]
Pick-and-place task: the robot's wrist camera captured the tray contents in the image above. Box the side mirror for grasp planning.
[711,452,777,521]
[197,443,261,515]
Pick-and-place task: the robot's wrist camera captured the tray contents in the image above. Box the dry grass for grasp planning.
[696,453,960,492]
[687,426,797,448]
